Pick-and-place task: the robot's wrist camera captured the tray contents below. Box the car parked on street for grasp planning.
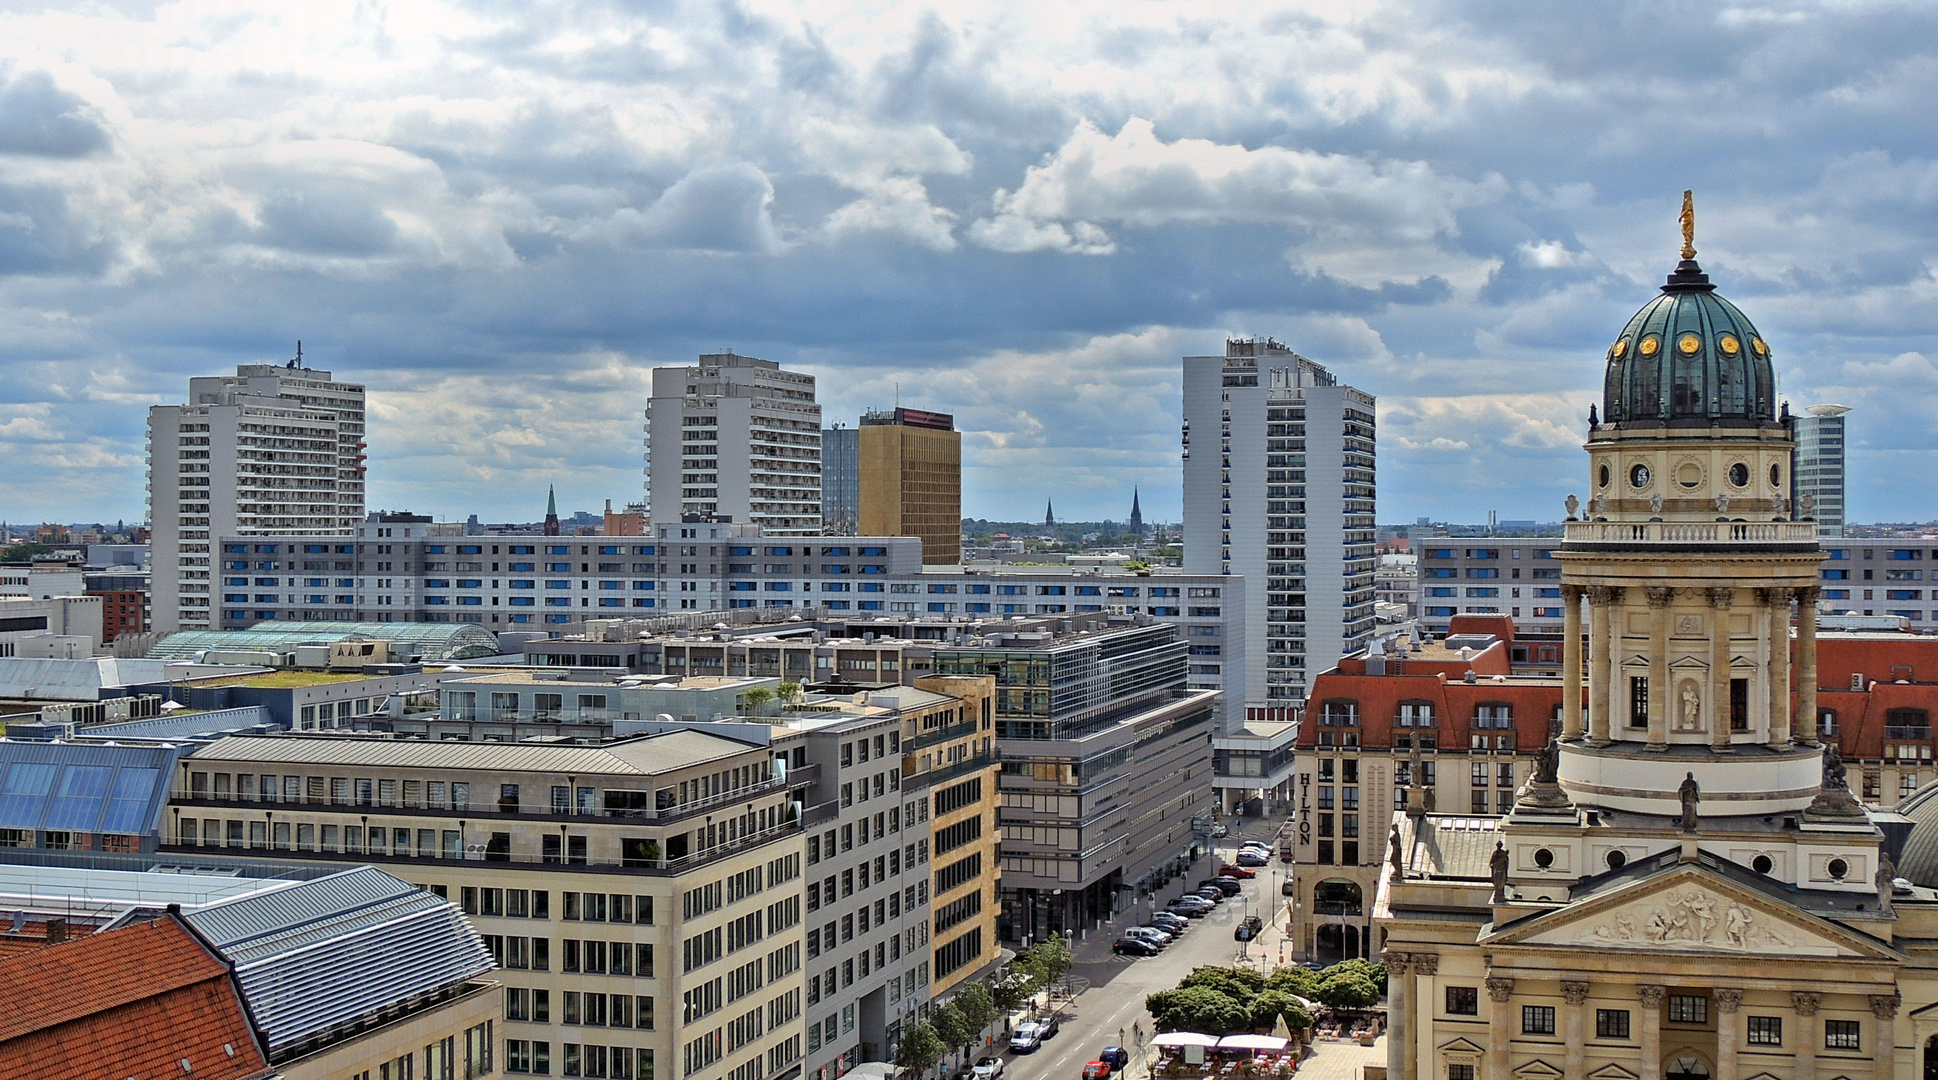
[1210,823,1229,837]
[1150,912,1190,933]
[1212,875,1244,893]
[1235,850,1270,867]
[1234,915,1264,941]
[1218,864,1257,879]
[1193,887,1227,905]
[1099,1047,1130,1071]
[1083,1063,1111,1080]
[973,1058,1005,1080]
[1124,927,1171,948]
[1011,1023,1049,1052]
[1169,896,1214,917]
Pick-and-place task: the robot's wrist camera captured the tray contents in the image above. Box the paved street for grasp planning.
[997,820,1312,1080]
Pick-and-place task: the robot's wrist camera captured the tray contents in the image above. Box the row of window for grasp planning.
[1445,987,1862,1048]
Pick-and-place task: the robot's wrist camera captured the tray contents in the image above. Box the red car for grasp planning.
[1218,864,1258,879]
[1084,1063,1112,1080]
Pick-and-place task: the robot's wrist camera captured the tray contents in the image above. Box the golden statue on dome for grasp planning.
[1678,189,1696,260]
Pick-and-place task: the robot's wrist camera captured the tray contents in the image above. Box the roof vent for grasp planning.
[1464,670,1477,684]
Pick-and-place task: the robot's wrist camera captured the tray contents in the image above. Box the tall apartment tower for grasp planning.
[1183,338,1376,718]
[644,353,822,535]
[820,425,860,535]
[858,408,961,565]
[1792,403,1851,537]
[148,357,366,632]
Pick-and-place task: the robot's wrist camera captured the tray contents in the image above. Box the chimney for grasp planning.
[45,918,66,944]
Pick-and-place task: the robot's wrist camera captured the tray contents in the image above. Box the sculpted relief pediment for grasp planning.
[1513,881,1855,958]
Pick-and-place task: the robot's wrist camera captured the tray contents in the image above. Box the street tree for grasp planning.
[897,1022,946,1077]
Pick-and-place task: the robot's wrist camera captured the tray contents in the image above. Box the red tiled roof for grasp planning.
[0,916,270,1080]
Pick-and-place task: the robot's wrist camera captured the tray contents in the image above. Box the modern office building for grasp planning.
[165,729,809,1080]
[645,354,822,535]
[821,426,860,536]
[1793,403,1851,538]
[1182,337,1377,719]
[858,408,961,566]
[149,357,367,632]
[1416,539,1569,644]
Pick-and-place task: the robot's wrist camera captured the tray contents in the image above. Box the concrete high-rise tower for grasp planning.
[820,424,860,535]
[1792,403,1851,537]
[148,351,366,632]
[1183,337,1376,717]
[642,353,821,534]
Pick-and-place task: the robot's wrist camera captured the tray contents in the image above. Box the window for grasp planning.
[1825,1019,1861,1050]
[1595,1009,1630,1040]
[1522,1005,1556,1036]
[1445,987,1477,1015]
[1629,676,1649,729]
[1448,1067,1474,1080]
[1666,995,1707,1024]
[1746,1016,1782,1046]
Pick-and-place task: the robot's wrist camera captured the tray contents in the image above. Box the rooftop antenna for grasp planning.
[289,340,303,369]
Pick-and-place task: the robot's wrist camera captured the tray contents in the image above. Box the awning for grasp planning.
[1151,1033,1220,1049]
[1217,1035,1289,1052]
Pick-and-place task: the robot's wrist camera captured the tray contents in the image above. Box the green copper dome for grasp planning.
[1601,258,1777,428]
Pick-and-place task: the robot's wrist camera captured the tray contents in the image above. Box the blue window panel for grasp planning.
[1824,589,1850,599]
[765,547,793,556]
[966,585,990,595]
[634,546,655,555]
[545,545,571,555]
[765,582,792,592]
[1426,587,1456,597]
[1000,604,1023,614]
[510,581,535,589]
[859,600,884,611]
[423,596,447,605]
[509,597,535,607]
[1149,606,1178,616]
[859,547,887,557]
[1466,568,1499,579]
[1076,604,1103,612]
[0,762,57,824]
[544,614,572,623]
[224,594,249,603]
[633,581,655,590]
[825,601,850,610]
[510,563,535,572]
[1535,588,1562,598]
[423,579,449,588]
[729,582,757,592]
[547,563,572,572]
[255,595,278,603]
[928,603,955,613]
[1076,586,1102,596]
[821,582,849,593]
[224,578,248,587]
[306,578,328,588]
[860,566,886,574]
[860,583,884,593]
[632,599,655,608]
[457,596,482,606]
[965,603,990,612]
[545,581,570,589]
[1823,569,1849,580]
[1426,606,1457,616]
[100,768,160,834]
[545,598,572,607]
[508,613,533,623]
[600,545,623,555]
[509,545,535,555]
[457,579,482,588]
[599,581,623,590]
[47,765,113,831]
[307,595,329,604]
[730,599,757,609]
[599,598,625,607]
[1427,568,1458,578]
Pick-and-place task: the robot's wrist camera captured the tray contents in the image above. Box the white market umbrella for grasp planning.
[1218,1035,1288,1052]
[1152,1033,1220,1049]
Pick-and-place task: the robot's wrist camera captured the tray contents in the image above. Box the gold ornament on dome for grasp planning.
[1640,336,1660,356]
[1679,190,1697,261]
[1719,335,1740,355]
[1610,339,1628,359]
[1752,337,1768,356]
[1678,334,1701,355]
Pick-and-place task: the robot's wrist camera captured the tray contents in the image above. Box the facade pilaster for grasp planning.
[1562,584,1584,739]
[1870,993,1900,1080]
[1560,980,1589,1080]
[1587,586,1618,744]
[1486,976,1515,1080]
[1647,587,1673,749]
[1798,586,1821,744]
[1383,953,1410,1080]
[1766,587,1791,746]
[1714,988,1743,1080]
[1637,986,1664,1080]
[1412,953,1438,1080]
[1791,991,1821,1080]
[1705,588,1735,747]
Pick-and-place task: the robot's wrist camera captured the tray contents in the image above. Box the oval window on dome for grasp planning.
[1677,463,1702,489]
[1728,463,1750,488]
[1771,464,1781,487]
[1678,334,1701,355]
[1719,335,1740,355]
[1610,339,1627,359]
[1639,336,1660,357]
[1631,463,1652,489]
[1599,464,1610,488]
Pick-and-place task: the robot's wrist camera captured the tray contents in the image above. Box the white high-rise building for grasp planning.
[148,357,366,632]
[1183,338,1376,718]
[1793,402,1851,537]
[643,353,822,535]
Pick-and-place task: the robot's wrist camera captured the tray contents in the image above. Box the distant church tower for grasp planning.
[1128,488,1144,535]
[1043,499,1056,531]
[543,485,561,536]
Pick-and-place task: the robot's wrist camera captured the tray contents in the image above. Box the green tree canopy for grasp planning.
[931,1001,974,1050]
[897,1022,946,1074]
[990,967,1038,1014]
[953,982,998,1035]
[1320,958,1387,996]
[1314,972,1380,1011]
[1146,986,1252,1036]
[1017,933,1074,988]
[1178,966,1264,1006]
[1248,990,1312,1032]
[1265,967,1318,997]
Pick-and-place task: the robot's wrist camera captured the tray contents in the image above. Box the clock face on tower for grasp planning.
[1630,463,1652,488]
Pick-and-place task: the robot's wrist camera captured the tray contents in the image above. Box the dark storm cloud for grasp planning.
[0,65,112,158]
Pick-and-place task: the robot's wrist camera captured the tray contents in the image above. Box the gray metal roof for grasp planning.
[188,727,762,775]
[148,622,500,662]
[184,866,495,1054]
[68,705,279,744]
[0,657,179,701]
[0,741,187,836]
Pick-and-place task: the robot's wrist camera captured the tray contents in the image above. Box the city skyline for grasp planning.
[0,4,1933,525]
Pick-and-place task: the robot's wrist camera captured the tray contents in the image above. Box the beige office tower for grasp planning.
[858,409,961,565]
[148,354,367,631]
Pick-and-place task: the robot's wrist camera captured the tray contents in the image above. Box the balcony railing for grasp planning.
[1885,726,1933,741]
[1563,520,1819,546]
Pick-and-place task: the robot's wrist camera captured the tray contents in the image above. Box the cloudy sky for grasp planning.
[2,0,1935,527]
